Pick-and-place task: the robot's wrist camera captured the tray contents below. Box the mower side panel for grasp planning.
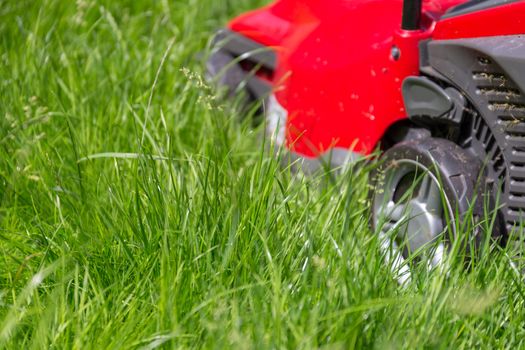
[442,0,520,18]
[433,1,525,39]
[227,0,465,157]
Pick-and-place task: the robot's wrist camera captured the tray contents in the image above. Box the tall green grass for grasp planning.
[1,0,524,348]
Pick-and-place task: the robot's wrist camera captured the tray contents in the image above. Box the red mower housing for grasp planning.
[228,0,465,156]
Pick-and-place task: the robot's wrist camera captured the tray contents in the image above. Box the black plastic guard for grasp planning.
[206,29,275,101]
[403,77,453,119]
[428,35,525,232]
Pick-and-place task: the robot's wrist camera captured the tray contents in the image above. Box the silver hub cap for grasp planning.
[373,160,453,283]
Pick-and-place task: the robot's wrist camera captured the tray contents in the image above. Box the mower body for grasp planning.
[209,0,525,233]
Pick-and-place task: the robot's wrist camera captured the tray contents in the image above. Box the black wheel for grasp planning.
[371,137,486,282]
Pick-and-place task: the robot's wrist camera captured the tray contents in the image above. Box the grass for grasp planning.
[1,0,525,348]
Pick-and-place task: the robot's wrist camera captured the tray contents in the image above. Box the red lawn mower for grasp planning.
[207,0,525,276]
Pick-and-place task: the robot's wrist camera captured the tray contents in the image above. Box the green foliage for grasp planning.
[0,0,524,348]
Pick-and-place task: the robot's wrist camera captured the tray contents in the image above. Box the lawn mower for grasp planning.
[207,0,525,277]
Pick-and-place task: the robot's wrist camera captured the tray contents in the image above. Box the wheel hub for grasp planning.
[374,160,452,275]
[402,198,444,252]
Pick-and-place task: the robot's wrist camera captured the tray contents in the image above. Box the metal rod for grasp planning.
[402,0,423,30]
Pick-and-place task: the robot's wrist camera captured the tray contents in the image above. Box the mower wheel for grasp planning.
[371,137,486,282]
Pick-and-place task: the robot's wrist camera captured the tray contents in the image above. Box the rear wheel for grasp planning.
[371,137,485,282]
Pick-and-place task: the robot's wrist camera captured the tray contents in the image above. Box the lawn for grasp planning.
[1,0,525,348]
